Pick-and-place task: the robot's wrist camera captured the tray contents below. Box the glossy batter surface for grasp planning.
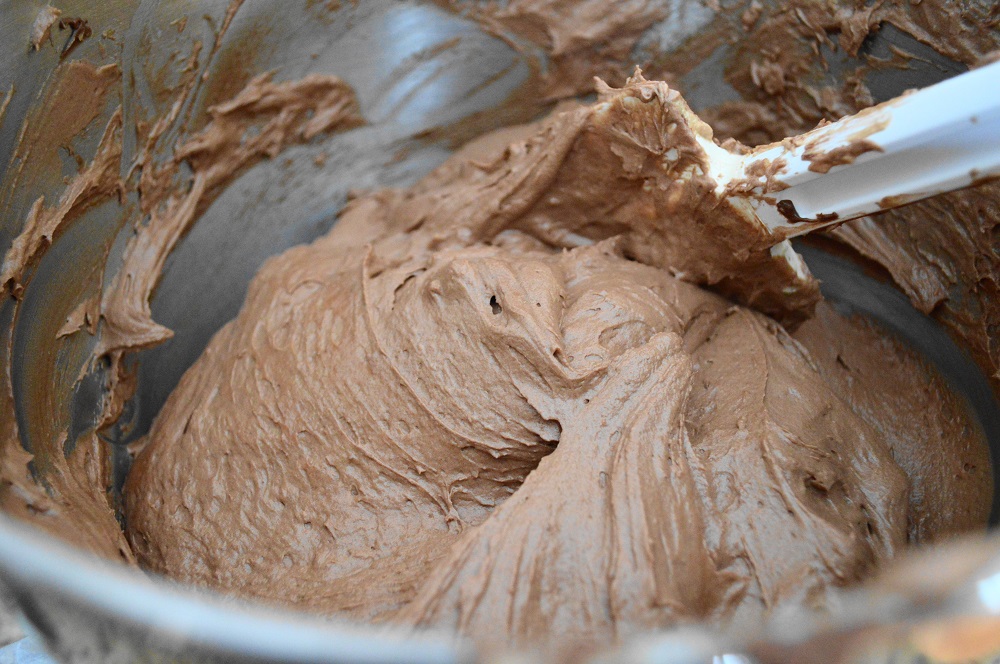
[124,76,991,650]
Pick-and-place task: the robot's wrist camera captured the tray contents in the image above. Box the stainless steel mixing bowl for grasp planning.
[1,1,998,662]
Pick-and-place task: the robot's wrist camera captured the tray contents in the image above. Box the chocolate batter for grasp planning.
[0,0,997,658]
[0,62,363,559]
[124,74,991,650]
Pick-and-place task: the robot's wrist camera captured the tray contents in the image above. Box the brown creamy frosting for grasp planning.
[0,0,997,656]
[124,75,992,649]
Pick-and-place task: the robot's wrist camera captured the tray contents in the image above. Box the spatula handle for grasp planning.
[742,59,1000,235]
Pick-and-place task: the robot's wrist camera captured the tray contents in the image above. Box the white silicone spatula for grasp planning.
[698,59,1000,238]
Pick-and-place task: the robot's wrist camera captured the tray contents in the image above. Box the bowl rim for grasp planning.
[0,514,469,663]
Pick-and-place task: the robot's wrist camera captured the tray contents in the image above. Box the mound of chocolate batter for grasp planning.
[123,74,991,650]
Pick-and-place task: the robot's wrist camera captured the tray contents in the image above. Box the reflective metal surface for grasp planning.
[0,518,468,664]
